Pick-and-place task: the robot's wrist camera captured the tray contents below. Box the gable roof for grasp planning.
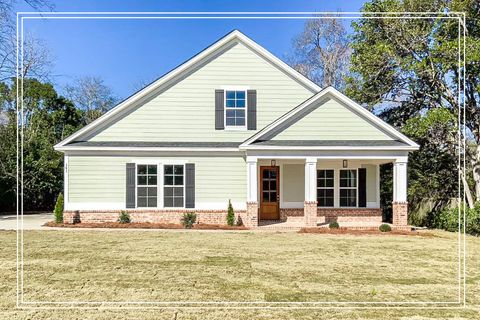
[240,87,419,150]
[54,30,321,151]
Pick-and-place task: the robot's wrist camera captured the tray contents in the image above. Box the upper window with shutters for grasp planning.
[215,89,257,131]
[225,90,246,129]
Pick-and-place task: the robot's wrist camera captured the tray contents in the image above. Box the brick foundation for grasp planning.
[63,209,246,226]
[63,205,384,227]
[245,202,259,227]
[279,208,304,221]
[392,201,408,226]
[304,201,318,227]
[317,208,382,223]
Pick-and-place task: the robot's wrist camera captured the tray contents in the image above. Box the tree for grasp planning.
[64,76,118,123]
[226,199,235,226]
[402,108,462,224]
[0,0,54,81]
[0,78,84,211]
[289,18,351,89]
[346,0,479,206]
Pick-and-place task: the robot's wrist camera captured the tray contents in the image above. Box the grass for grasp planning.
[1,229,479,319]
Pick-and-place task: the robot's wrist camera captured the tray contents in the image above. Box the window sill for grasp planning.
[224,127,247,131]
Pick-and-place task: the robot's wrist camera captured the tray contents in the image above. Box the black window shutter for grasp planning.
[185,163,195,208]
[126,163,136,208]
[247,90,257,130]
[215,90,224,130]
[358,168,367,208]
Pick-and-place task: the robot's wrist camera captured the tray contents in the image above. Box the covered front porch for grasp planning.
[243,152,409,229]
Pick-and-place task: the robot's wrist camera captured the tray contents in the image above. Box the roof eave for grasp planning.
[239,145,419,151]
[55,146,241,152]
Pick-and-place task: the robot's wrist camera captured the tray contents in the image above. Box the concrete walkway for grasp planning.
[0,213,52,230]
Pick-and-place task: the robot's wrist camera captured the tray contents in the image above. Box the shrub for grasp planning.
[329,221,339,229]
[226,199,235,226]
[236,216,244,227]
[118,210,131,224]
[182,212,197,229]
[53,193,64,224]
[428,203,480,236]
[379,224,392,232]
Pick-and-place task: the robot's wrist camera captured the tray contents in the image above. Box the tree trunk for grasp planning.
[473,144,480,205]
[462,169,475,209]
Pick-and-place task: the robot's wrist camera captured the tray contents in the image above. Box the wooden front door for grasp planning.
[260,166,280,220]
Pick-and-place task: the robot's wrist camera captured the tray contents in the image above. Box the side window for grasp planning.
[339,169,357,207]
[137,164,157,207]
[317,170,334,207]
[225,90,246,128]
[164,165,184,207]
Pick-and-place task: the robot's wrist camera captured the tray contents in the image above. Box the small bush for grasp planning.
[118,211,131,224]
[226,199,235,226]
[379,224,392,232]
[428,203,480,236]
[53,193,64,224]
[236,216,244,227]
[182,212,197,229]
[329,221,339,229]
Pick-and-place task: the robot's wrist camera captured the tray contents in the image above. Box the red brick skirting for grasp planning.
[280,207,382,224]
[317,208,382,223]
[64,209,246,225]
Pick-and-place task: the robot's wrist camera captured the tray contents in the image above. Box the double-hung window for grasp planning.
[339,169,357,207]
[317,170,334,207]
[225,90,246,128]
[164,165,184,207]
[137,165,157,207]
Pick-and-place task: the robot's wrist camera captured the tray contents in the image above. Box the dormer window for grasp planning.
[225,90,246,128]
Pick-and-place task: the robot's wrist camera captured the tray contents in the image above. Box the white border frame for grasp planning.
[16,11,467,310]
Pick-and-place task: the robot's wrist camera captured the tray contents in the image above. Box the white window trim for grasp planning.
[135,163,159,209]
[316,168,335,208]
[224,89,247,130]
[315,168,360,208]
[162,163,186,209]
[338,168,358,208]
[133,161,188,209]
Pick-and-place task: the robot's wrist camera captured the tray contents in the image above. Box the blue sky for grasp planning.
[16,0,367,99]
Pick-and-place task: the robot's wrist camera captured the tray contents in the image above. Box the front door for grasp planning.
[260,166,280,220]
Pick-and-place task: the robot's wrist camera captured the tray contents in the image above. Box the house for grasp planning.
[54,30,419,228]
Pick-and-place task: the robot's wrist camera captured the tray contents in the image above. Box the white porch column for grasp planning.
[245,157,258,227]
[247,158,258,202]
[392,157,408,226]
[393,158,407,202]
[304,158,317,202]
[304,157,318,227]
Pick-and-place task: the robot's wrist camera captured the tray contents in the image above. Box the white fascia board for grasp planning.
[54,146,240,153]
[241,87,420,149]
[54,30,320,149]
[239,145,419,151]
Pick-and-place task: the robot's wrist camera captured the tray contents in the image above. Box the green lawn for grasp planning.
[1,229,479,319]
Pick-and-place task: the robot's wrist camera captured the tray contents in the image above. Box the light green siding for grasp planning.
[87,42,314,142]
[282,164,304,202]
[272,98,393,141]
[363,164,378,204]
[68,155,246,207]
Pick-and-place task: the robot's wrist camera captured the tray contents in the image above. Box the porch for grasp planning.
[243,155,408,229]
